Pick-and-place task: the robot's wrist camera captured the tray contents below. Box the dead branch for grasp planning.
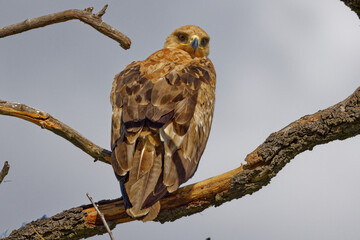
[0,5,131,49]
[5,86,360,239]
[341,0,360,19]
[0,161,10,184]
[0,100,111,164]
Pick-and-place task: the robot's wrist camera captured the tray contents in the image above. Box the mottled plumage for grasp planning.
[110,25,216,221]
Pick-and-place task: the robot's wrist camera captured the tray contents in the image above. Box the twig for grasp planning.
[0,5,131,49]
[0,161,10,184]
[0,100,111,164]
[86,193,115,240]
[96,4,108,18]
[29,224,45,240]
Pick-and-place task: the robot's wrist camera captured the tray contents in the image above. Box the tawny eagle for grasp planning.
[110,25,216,221]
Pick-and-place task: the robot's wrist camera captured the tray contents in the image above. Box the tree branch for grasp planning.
[5,86,360,239]
[0,100,111,164]
[0,161,10,184]
[0,5,131,49]
[341,0,360,19]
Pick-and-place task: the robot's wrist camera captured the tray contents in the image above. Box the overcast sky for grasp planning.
[1,0,360,239]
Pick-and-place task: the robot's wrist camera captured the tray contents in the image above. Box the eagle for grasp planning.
[110,25,216,221]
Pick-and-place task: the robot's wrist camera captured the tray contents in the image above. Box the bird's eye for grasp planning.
[177,33,188,43]
[200,38,209,47]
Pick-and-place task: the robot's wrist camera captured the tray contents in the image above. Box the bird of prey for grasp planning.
[110,25,216,221]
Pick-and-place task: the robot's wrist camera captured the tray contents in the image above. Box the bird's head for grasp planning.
[164,25,210,58]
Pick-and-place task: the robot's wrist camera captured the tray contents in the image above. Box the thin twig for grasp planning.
[0,5,131,49]
[0,161,10,184]
[86,193,115,240]
[96,4,108,18]
[30,224,45,240]
[0,100,111,164]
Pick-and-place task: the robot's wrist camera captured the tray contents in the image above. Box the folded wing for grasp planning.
[110,48,216,220]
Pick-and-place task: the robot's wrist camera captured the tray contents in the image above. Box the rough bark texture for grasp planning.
[0,5,131,49]
[0,100,111,164]
[341,0,360,19]
[4,86,360,240]
[4,206,114,240]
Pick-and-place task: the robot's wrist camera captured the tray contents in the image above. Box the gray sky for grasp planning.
[1,0,360,239]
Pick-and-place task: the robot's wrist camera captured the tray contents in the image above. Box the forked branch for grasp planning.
[0,5,131,49]
[5,86,360,239]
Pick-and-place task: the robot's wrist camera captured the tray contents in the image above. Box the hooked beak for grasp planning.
[190,36,199,53]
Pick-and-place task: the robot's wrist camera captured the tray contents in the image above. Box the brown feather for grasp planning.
[114,141,134,175]
[141,202,160,222]
[110,25,216,221]
[125,136,163,218]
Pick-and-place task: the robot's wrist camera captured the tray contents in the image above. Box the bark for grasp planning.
[341,0,360,19]
[0,5,131,50]
[5,207,113,240]
[4,86,360,239]
[0,161,10,184]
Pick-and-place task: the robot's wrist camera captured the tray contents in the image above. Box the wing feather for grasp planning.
[110,48,216,221]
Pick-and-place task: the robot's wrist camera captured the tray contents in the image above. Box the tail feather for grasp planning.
[115,172,132,209]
